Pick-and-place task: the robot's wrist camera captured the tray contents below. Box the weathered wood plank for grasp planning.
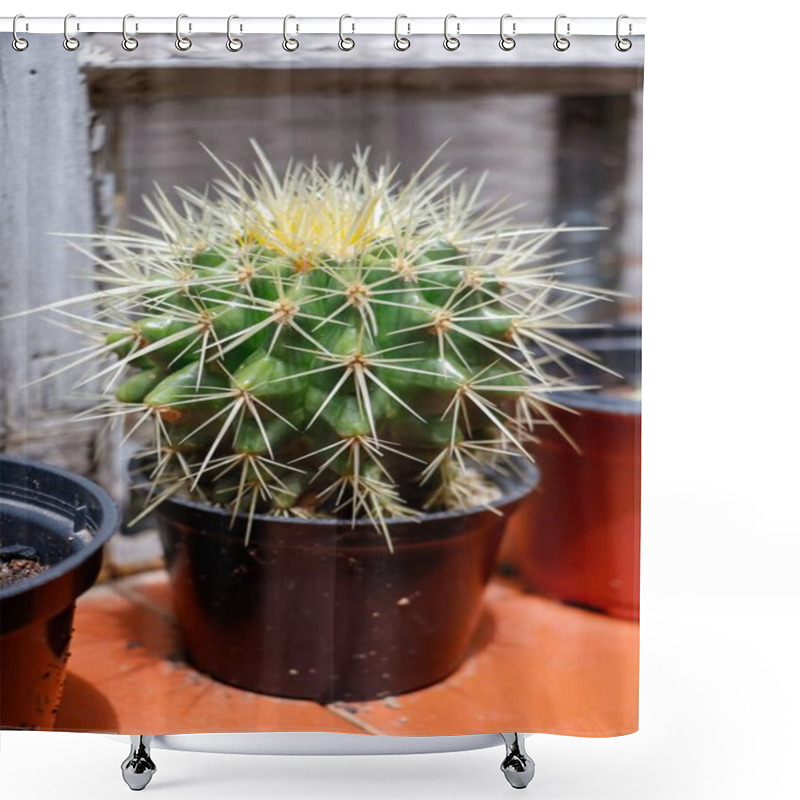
[110,90,556,228]
[0,35,100,473]
[86,65,644,107]
[79,33,644,106]
[78,32,644,76]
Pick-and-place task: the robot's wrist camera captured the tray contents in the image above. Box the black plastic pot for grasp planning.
[154,463,538,703]
[0,456,119,730]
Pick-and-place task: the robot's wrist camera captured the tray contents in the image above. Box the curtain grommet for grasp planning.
[226,15,243,52]
[175,13,192,51]
[121,14,139,51]
[553,14,570,52]
[615,15,633,51]
[338,14,355,51]
[499,14,516,51]
[394,14,410,51]
[63,13,80,51]
[283,15,299,52]
[12,14,29,51]
[443,14,460,51]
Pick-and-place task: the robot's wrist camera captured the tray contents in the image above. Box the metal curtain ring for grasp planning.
[443,14,460,51]
[394,14,410,50]
[12,14,29,51]
[499,13,516,51]
[553,14,570,51]
[121,14,139,51]
[63,13,80,51]
[175,14,192,51]
[283,15,299,51]
[227,15,243,51]
[615,14,632,51]
[339,14,355,51]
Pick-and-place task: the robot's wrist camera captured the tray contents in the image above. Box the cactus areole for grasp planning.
[48,145,599,548]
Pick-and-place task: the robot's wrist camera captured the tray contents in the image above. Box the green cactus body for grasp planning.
[56,145,599,543]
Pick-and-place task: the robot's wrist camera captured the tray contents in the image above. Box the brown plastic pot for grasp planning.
[0,456,119,730]
[504,328,641,620]
[154,463,538,703]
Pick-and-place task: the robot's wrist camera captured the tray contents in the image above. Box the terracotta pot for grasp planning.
[0,456,119,730]
[504,328,641,620]
[154,464,538,702]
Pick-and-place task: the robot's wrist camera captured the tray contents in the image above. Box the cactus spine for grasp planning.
[46,145,602,545]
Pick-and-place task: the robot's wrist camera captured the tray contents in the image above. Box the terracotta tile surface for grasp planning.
[56,571,638,737]
[57,577,362,736]
[338,581,638,737]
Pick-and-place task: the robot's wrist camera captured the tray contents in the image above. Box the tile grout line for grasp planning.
[111,581,178,623]
[326,704,387,736]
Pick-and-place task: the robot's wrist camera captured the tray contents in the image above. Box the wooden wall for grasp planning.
[0,36,101,475]
[1,33,643,481]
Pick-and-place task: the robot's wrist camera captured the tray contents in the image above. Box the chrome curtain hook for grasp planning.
[338,14,355,51]
[443,14,460,51]
[12,14,29,51]
[283,15,299,51]
[63,13,80,51]
[121,14,139,51]
[615,14,632,51]
[227,15,243,51]
[499,13,516,51]
[553,14,570,51]
[394,14,410,51]
[175,13,192,51]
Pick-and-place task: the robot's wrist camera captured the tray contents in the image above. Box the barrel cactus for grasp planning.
[38,145,602,545]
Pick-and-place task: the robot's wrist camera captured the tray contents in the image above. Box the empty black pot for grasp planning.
[0,456,119,730]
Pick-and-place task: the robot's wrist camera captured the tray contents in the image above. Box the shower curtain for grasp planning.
[0,22,643,741]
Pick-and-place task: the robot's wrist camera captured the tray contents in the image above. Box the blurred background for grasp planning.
[1,33,642,527]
